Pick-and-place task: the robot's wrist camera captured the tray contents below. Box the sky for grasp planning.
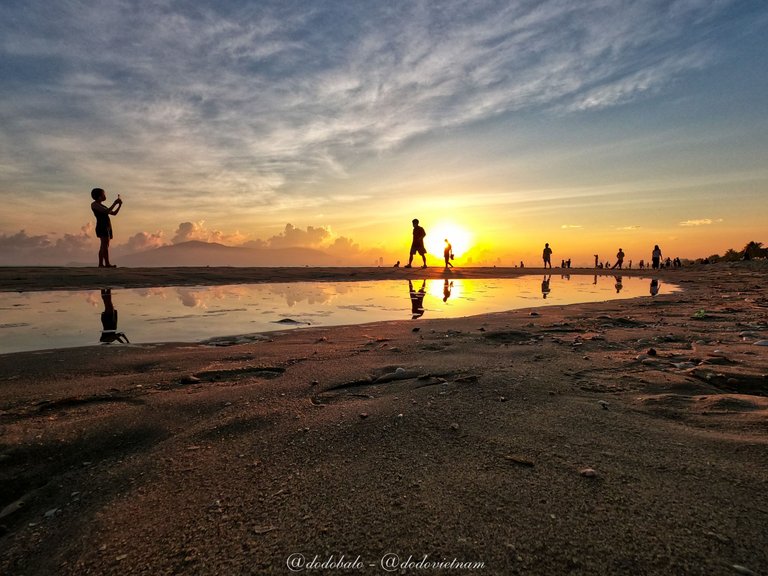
[1,0,767,266]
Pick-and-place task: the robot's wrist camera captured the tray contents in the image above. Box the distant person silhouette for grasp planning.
[520,261,525,268]
[612,248,625,269]
[442,279,453,302]
[542,243,552,269]
[393,260,400,268]
[594,254,599,268]
[405,219,427,269]
[409,280,426,318]
[91,187,123,267]
[639,259,645,270]
[99,289,129,344]
[651,245,662,270]
[443,239,454,269]
[614,275,623,293]
[650,279,660,296]
[541,275,551,299]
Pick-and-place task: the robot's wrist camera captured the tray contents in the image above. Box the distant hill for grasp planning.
[119,240,339,267]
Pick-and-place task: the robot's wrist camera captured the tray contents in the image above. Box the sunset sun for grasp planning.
[425,222,473,260]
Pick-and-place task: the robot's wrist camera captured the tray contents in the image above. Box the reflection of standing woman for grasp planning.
[651,245,662,270]
[650,279,660,296]
[100,289,129,343]
[91,187,123,267]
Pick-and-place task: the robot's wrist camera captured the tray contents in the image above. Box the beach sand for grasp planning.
[1,263,766,575]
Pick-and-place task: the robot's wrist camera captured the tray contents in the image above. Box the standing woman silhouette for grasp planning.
[91,187,123,267]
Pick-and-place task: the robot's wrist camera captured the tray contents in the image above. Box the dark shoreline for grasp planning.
[0,265,681,292]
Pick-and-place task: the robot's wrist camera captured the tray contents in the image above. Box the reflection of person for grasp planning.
[409,280,426,319]
[541,275,551,299]
[442,279,453,302]
[650,279,660,296]
[91,187,123,268]
[614,276,623,293]
[651,245,662,270]
[542,243,552,268]
[100,289,129,343]
[443,239,454,269]
[405,219,427,269]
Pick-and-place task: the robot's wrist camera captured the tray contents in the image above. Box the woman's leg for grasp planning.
[99,237,111,267]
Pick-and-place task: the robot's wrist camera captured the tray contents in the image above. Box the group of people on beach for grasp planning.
[89,189,673,272]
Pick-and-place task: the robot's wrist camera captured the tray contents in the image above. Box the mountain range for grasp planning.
[118,240,341,267]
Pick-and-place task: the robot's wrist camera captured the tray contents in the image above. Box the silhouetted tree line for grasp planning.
[702,241,766,263]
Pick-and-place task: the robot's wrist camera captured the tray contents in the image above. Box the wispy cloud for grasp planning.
[679,218,723,227]
[561,224,583,229]
[0,0,741,206]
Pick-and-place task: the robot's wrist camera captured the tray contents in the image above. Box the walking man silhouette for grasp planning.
[405,219,427,269]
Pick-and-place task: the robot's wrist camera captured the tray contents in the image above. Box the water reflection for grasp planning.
[0,275,680,354]
[541,275,551,299]
[99,289,129,344]
[443,279,453,303]
[409,280,426,319]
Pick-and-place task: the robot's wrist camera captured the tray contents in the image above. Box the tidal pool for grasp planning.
[0,275,678,354]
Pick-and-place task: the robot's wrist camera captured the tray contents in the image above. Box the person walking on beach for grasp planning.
[651,245,662,270]
[91,187,123,268]
[443,239,454,269]
[405,219,427,268]
[542,243,553,269]
[612,248,625,269]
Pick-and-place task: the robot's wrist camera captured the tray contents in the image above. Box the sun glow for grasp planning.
[424,222,473,260]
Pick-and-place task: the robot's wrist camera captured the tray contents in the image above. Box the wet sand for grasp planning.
[1,263,767,575]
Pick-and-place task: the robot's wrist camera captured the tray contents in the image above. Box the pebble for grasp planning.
[579,468,597,478]
[359,413,369,419]
[44,508,59,518]
[310,380,319,386]
[753,340,768,346]
[647,348,657,356]
[672,362,696,369]
[450,422,460,430]
[529,312,540,317]
[731,565,758,576]
[598,400,609,410]
[180,375,201,384]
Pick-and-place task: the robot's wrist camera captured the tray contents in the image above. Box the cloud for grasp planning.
[617,225,641,231]
[679,218,723,227]
[0,230,51,250]
[561,224,583,229]
[267,223,330,248]
[0,0,742,209]
[0,227,93,265]
[119,231,167,254]
[326,236,361,255]
[172,221,247,245]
